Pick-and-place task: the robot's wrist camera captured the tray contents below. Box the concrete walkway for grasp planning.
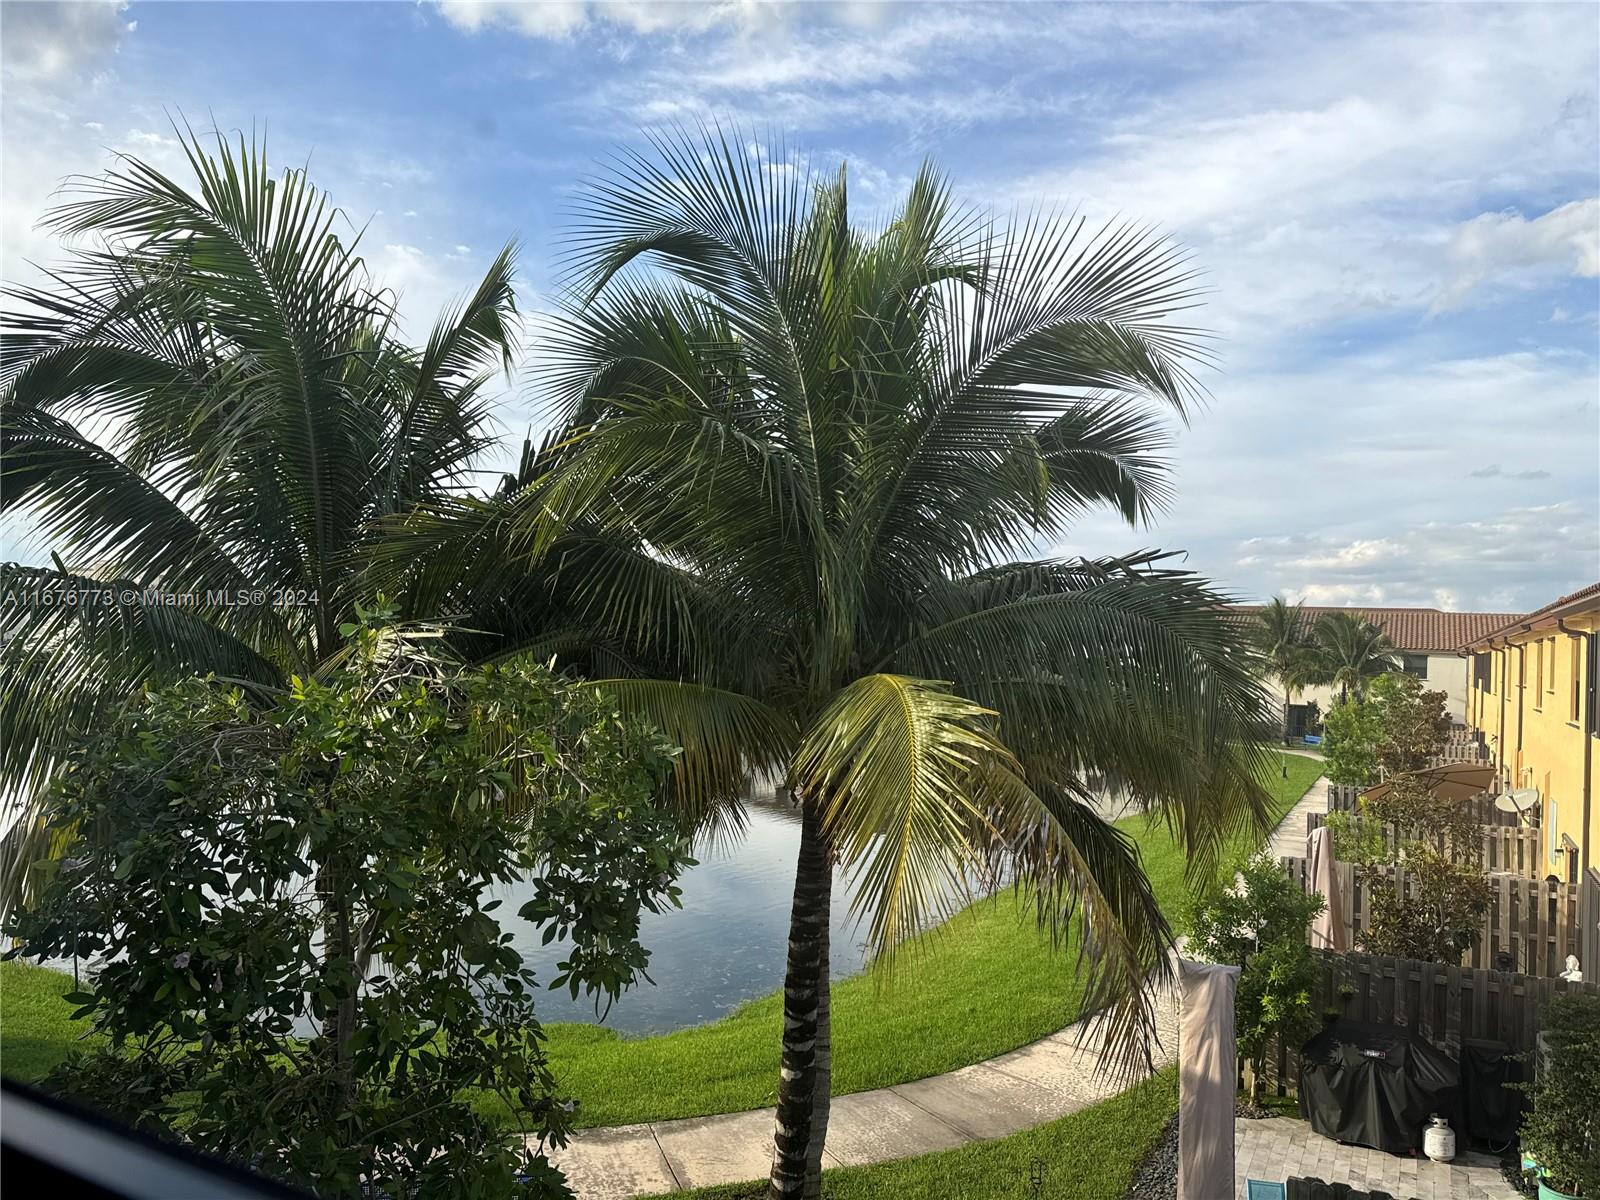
[1269,774,1330,861]
[544,772,1331,1199]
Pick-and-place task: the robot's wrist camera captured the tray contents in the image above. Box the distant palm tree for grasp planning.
[0,131,520,907]
[1307,611,1400,703]
[1254,597,1315,742]
[386,131,1278,1198]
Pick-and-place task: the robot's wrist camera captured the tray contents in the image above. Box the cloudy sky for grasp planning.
[3,0,1597,612]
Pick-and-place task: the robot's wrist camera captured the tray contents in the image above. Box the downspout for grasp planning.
[1559,619,1593,874]
[1516,638,1528,770]
[1496,637,1510,788]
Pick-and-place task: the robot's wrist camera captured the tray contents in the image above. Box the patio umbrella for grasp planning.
[1306,825,1347,952]
[1178,959,1238,1200]
[1359,762,1497,805]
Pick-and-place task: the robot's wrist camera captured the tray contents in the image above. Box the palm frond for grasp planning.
[591,678,795,832]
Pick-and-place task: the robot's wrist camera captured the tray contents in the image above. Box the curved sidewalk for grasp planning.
[545,777,1330,1199]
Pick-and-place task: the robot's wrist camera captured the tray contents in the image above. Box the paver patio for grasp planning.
[1237,1116,1522,1200]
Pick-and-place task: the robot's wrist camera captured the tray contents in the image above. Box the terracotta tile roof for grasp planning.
[1462,581,1600,648]
[1230,605,1523,653]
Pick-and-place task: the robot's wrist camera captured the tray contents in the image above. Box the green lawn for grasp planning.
[666,1068,1178,1200]
[536,751,1320,1127]
[0,959,100,1079]
[1,753,1321,1134]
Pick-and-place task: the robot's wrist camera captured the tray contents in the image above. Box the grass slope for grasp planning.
[1,754,1321,1133]
[669,1068,1179,1200]
[538,752,1319,1127]
[0,959,99,1079]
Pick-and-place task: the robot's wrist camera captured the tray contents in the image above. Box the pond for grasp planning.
[494,795,876,1035]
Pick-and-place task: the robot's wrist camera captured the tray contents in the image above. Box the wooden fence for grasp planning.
[1584,867,1600,984]
[1255,950,1600,1101]
[1324,782,1520,827]
[1281,856,1581,977]
[1303,811,1544,878]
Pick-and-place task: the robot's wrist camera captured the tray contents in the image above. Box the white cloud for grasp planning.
[1435,199,1600,310]
[125,129,178,148]
[1,1,128,83]
[435,0,752,39]
[1236,502,1597,612]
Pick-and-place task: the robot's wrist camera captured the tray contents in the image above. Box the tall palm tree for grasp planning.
[0,131,520,908]
[1254,597,1315,742]
[1307,610,1400,704]
[384,130,1277,1199]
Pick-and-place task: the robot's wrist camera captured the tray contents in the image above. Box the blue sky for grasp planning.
[3,0,1597,612]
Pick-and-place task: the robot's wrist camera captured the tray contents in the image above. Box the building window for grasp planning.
[1548,637,1558,693]
[1401,653,1428,678]
[1587,634,1599,737]
[1474,652,1493,693]
[1573,638,1583,723]
[1535,641,1544,709]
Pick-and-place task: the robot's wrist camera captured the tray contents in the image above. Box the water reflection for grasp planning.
[495,796,874,1035]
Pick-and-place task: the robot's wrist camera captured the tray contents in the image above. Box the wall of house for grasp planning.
[1468,607,1599,877]
[1426,654,1471,719]
[1270,652,1470,723]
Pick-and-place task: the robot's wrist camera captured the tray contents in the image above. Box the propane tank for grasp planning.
[1423,1114,1456,1163]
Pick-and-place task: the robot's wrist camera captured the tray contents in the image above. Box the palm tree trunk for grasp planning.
[804,907,831,1200]
[769,800,832,1200]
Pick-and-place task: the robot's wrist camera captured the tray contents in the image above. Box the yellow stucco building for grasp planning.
[1464,582,1600,881]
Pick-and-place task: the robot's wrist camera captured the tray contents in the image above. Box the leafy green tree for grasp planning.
[1306,611,1399,703]
[1520,993,1600,1199]
[1369,672,1451,775]
[1322,695,1383,786]
[1349,775,1490,964]
[1253,597,1317,744]
[4,620,691,1199]
[385,131,1278,1196]
[1185,852,1325,1106]
[0,130,520,910]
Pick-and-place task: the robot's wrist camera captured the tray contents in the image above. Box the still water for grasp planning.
[495,796,874,1035]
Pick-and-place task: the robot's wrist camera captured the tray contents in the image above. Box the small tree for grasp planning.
[5,620,692,1199]
[1185,853,1325,1105]
[1348,775,1491,965]
[1322,695,1383,786]
[1369,673,1451,775]
[1520,992,1600,1198]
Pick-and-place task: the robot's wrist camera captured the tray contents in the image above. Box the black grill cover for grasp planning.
[1459,1037,1526,1147]
[1297,1019,1461,1155]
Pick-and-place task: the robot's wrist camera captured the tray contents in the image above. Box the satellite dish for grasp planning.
[1495,787,1541,817]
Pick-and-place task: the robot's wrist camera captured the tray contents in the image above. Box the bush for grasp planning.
[1521,992,1600,1198]
[1322,696,1382,786]
[4,618,693,1199]
[1349,775,1490,965]
[1184,853,1324,1104]
[1370,673,1451,776]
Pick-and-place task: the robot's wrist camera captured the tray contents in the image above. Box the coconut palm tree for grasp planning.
[0,131,520,908]
[1307,610,1400,703]
[1254,597,1316,743]
[383,131,1277,1199]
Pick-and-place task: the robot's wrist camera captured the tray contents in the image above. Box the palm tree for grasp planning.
[385,131,1277,1199]
[0,130,520,908]
[1307,611,1400,703]
[1254,597,1315,742]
